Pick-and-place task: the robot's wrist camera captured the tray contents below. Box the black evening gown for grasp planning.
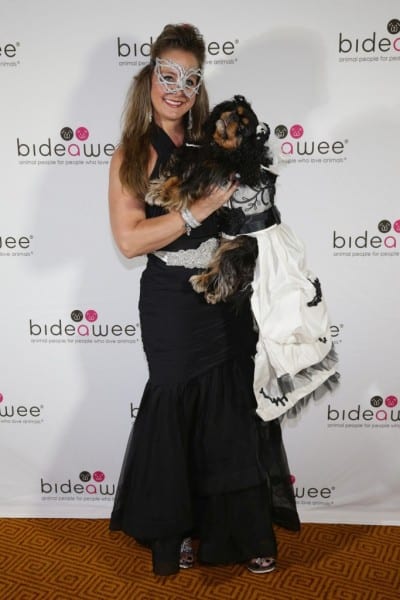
[110,125,300,574]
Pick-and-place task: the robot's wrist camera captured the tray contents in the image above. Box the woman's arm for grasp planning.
[108,147,238,258]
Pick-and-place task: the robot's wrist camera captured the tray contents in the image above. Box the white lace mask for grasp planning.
[154,57,203,99]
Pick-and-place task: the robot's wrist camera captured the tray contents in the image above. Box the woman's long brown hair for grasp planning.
[119,24,210,199]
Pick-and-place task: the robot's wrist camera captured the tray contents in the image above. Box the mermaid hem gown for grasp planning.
[109,125,300,573]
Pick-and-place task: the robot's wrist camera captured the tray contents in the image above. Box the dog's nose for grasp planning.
[227,112,239,124]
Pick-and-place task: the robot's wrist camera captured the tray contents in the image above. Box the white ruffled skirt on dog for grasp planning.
[249,223,338,421]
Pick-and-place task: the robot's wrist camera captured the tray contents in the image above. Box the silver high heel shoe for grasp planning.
[179,537,195,569]
[246,557,276,574]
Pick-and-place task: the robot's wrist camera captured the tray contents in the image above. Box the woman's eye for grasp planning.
[162,74,175,83]
[185,78,196,88]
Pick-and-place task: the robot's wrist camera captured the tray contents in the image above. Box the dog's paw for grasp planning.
[145,179,166,206]
[144,191,156,205]
[149,176,194,212]
[204,292,220,305]
[189,273,206,293]
[190,272,223,304]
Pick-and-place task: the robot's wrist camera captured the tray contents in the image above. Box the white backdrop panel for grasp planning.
[0,0,399,523]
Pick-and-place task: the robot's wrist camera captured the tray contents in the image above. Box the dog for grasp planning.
[146,95,338,422]
[146,94,279,303]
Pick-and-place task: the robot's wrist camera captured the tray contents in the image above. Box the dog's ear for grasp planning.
[256,122,270,143]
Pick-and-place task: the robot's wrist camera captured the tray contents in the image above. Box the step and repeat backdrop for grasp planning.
[1,0,399,524]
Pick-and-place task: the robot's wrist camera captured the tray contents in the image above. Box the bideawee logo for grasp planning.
[330,323,344,346]
[41,470,115,503]
[17,126,115,167]
[0,233,33,257]
[327,395,399,429]
[130,403,139,421]
[0,40,20,68]
[338,18,400,63]
[29,308,140,345]
[117,34,239,67]
[332,219,400,258]
[290,475,336,507]
[273,123,348,166]
[0,392,44,425]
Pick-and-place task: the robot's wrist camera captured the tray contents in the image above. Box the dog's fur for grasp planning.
[146,95,278,303]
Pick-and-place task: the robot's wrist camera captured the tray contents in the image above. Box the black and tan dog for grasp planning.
[146,94,280,303]
[146,95,338,421]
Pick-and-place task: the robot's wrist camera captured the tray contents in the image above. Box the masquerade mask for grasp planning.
[154,57,203,99]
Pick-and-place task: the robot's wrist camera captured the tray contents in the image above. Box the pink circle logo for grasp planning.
[393,220,400,233]
[385,396,398,408]
[290,474,296,484]
[85,309,98,322]
[0,393,3,403]
[93,471,105,482]
[75,127,89,141]
[290,124,304,139]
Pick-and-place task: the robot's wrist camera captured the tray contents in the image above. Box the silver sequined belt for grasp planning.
[152,237,219,269]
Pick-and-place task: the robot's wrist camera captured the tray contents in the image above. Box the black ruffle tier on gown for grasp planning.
[110,125,300,574]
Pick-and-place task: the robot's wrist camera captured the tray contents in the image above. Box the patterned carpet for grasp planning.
[1,519,399,599]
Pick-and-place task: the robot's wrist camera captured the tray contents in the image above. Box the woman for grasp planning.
[109,23,300,576]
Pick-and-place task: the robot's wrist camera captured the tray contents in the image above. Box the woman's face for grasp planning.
[151,48,201,126]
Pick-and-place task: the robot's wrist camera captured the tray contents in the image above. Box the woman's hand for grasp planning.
[189,178,239,223]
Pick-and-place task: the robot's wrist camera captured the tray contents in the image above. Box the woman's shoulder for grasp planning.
[110,145,124,170]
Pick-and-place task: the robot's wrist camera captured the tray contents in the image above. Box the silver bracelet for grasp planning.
[180,207,201,236]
